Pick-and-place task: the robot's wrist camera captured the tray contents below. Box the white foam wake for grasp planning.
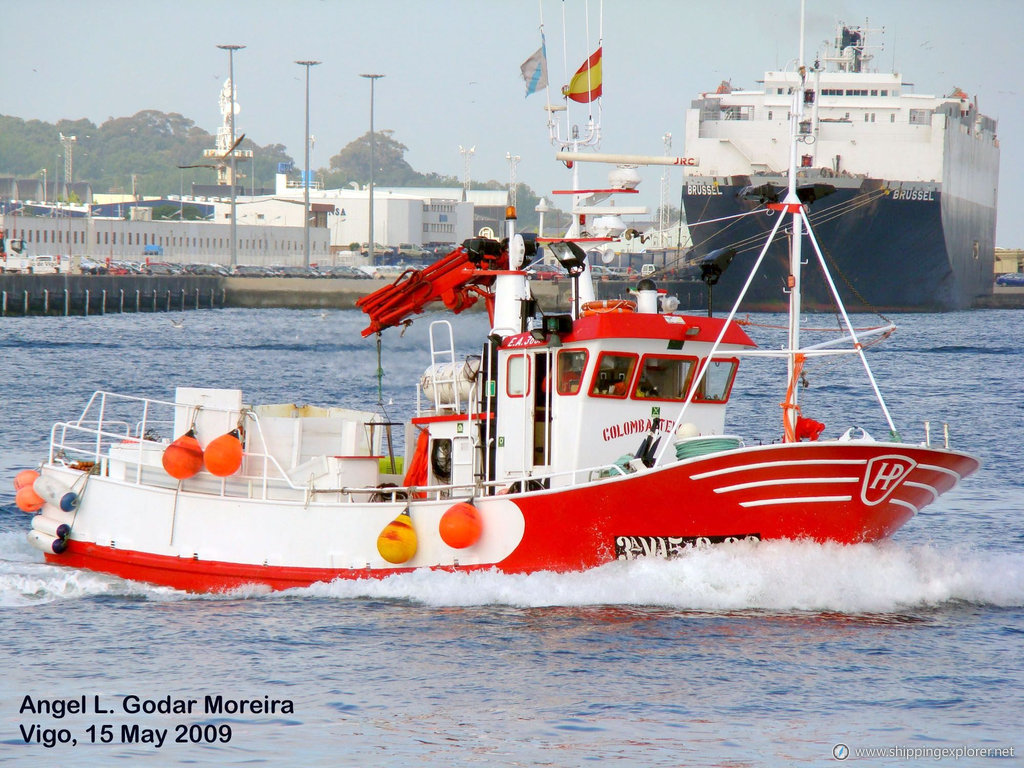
[2,533,1021,612]
[299,539,1024,613]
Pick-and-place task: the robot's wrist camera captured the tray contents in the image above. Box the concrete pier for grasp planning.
[2,274,1020,316]
[0,274,224,316]
[221,277,574,310]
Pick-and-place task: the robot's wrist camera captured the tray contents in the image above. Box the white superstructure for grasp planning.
[684,23,998,196]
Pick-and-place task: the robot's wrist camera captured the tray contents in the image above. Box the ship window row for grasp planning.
[709,107,908,124]
[818,88,891,97]
[504,350,738,403]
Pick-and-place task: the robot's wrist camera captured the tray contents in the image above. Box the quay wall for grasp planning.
[219,277,571,310]
[2,274,1021,316]
[0,274,224,316]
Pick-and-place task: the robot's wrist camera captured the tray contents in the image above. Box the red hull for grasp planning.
[44,442,978,593]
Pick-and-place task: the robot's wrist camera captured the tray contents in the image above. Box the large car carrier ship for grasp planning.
[679,20,999,311]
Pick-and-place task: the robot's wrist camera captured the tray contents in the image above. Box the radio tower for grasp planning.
[203,77,252,186]
[60,133,77,183]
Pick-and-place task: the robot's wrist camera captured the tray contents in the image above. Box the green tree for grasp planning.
[0,110,569,233]
[0,111,295,196]
[323,130,418,188]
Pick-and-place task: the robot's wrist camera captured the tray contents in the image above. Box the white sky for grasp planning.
[5,0,1022,246]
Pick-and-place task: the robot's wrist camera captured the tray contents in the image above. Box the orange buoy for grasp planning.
[204,429,244,477]
[14,469,40,491]
[439,502,483,549]
[376,512,418,564]
[16,484,45,513]
[161,429,204,480]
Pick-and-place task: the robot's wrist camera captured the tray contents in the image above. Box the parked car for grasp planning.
[398,243,431,260]
[186,263,231,276]
[360,243,397,260]
[276,265,320,278]
[366,264,413,280]
[79,258,107,275]
[144,262,181,275]
[995,273,1024,286]
[320,265,371,279]
[231,264,273,277]
[425,242,456,259]
[114,261,146,274]
[527,265,565,281]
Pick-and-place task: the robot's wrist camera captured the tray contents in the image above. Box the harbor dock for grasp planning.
[0,274,225,316]
[1,274,1021,316]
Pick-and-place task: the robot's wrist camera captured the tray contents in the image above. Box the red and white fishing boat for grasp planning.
[13,18,978,593]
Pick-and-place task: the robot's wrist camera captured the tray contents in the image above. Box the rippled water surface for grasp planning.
[1,308,1022,766]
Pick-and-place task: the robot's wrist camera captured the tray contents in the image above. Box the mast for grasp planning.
[543,0,604,317]
[782,0,809,442]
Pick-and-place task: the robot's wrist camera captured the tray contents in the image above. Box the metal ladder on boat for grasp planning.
[428,320,460,414]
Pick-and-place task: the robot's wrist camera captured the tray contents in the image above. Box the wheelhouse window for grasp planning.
[590,352,637,398]
[506,354,530,397]
[632,354,698,401]
[556,349,588,396]
[693,358,739,403]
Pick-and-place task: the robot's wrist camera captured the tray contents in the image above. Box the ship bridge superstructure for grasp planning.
[684,22,999,185]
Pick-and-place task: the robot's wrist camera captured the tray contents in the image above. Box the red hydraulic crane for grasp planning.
[356,239,509,337]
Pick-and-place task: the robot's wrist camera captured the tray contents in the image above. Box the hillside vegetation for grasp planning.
[0,111,548,229]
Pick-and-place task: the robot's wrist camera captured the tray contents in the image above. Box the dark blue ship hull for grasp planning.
[678,176,995,312]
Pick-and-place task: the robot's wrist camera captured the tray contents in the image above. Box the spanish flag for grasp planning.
[562,47,602,103]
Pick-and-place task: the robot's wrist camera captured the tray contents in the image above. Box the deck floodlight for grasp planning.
[462,237,502,265]
[547,240,587,275]
[739,183,781,204]
[700,247,737,287]
[796,183,837,205]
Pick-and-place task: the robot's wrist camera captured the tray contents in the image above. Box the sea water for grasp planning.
[0,308,1021,766]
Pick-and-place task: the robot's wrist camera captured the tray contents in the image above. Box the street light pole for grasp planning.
[297,60,321,269]
[360,73,384,264]
[218,43,245,268]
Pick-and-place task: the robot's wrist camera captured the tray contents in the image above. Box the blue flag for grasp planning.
[520,37,548,97]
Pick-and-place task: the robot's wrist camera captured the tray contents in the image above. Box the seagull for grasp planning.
[170,318,184,329]
[318,311,328,320]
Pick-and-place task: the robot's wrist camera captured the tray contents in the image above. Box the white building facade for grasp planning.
[223,175,476,256]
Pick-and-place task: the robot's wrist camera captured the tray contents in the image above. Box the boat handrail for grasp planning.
[48,390,374,499]
[307,459,633,503]
[50,415,325,499]
[49,390,737,506]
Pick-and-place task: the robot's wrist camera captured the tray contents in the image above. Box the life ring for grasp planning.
[580,299,637,316]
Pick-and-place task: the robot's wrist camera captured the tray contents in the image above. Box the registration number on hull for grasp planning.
[614,534,761,560]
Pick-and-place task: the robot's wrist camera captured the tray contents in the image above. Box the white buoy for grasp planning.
[38,504,75,526]
[26,529,67,555]
[31,515,71,540]
[33,475,79,512]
